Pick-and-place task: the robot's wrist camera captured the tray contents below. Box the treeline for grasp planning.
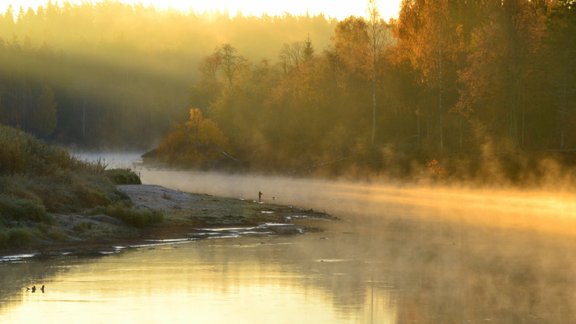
[155,0,576,183]
[0,2,336,148]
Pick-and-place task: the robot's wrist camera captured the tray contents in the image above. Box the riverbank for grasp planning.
[0,184,333,259]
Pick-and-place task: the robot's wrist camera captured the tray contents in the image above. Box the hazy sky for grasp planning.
[0,0,402,20]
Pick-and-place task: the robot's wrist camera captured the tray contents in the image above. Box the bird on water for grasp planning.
[25,285,44,293]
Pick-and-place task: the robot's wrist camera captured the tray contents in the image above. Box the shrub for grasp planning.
[94,204,163,228]
[46,228,67,241]
[4,171,122,213]
[0,125,138,236]
[0,195,51,224]
[0,124,77,176]
[105,169,142,185]
[73,221,93,233]
[150,108,230,168]
[6,228,33,248]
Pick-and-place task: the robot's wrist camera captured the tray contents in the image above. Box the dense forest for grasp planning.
[1,1,576,183]
[0,1,336,148]
[151,0,576,183]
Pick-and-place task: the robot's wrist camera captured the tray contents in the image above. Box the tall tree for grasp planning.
[367,0,389,146]
[457,0,548,149]
[396,0,475,154]
[218,44,248,89]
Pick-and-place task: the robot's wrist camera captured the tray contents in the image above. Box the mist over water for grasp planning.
[142,169,576,235]
[139,167,576,322]
[2,153,576,323]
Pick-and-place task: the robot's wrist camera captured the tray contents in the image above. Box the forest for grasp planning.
[1,1,576,184]
[0,1,336,148]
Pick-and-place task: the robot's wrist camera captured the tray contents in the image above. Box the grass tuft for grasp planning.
[105,169,142,185]
[93,204,163,228]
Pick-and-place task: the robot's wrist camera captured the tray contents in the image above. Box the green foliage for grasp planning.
[0,228,34,249]
[105,169,142,185]
[73,221,92,234]
[8,228,33,248]
[0,195,50,224]
[94,204,163,228]
[1,171,120,213]
[0,124,79,175]
[45,228,68,241]
[0,125,129,216]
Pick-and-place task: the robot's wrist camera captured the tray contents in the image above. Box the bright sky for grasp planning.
[0,0,402,20]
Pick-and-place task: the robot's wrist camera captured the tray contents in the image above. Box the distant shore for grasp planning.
[0,184,333,259]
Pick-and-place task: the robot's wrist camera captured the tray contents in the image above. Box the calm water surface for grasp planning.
[1,235,394,323]
[1,153,576,323]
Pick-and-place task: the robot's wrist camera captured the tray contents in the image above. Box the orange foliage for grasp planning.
[156,108,229,168]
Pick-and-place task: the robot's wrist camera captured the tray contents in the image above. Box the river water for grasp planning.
[1,153,576,323]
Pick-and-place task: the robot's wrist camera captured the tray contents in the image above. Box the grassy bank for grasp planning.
[0,124,157,251]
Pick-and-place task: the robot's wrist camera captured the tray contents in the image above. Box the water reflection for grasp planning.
[0,236,397,323]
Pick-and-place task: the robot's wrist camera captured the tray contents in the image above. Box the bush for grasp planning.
[0,228,34,249]
[46,228,67,241]
[0,195,51,224]
[0,124,78,176]
[105,169,142,185]
[0,125,143,242]
[94,204,163,228]
[73,221,93,233]
[150,108,230,168]
[1,171,123,213]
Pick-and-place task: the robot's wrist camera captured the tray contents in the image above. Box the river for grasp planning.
[1,153,575,323]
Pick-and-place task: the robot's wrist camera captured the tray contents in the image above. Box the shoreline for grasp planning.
[0,184,334,260]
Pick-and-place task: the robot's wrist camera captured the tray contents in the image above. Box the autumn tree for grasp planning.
[456,0,549,151]
[396,0,471,154]
[367,0,390,145]
[155,108,229,168]
[191,44,248,114]
[279,36,315,73]
[218,44,248,89]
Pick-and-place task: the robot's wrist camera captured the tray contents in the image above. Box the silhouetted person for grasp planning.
[31,285,36,293]
[41,285,45,293]
[258,191,263,202]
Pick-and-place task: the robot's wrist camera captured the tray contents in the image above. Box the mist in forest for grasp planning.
[0,1,336,148]
[0,1,575,183]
